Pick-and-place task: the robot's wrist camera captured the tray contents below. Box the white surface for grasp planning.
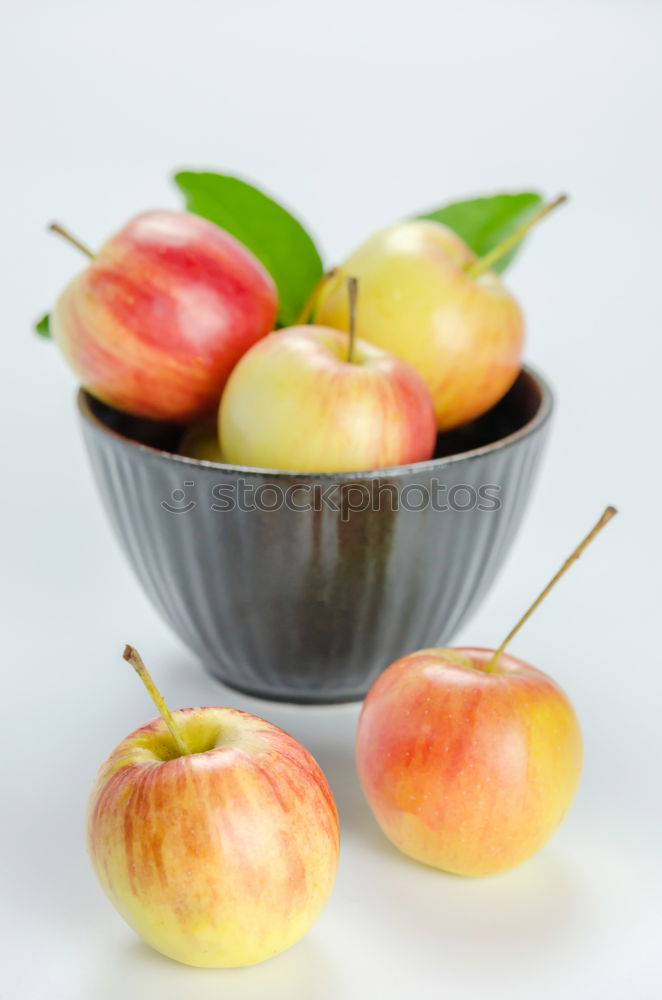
[2,1,661,997]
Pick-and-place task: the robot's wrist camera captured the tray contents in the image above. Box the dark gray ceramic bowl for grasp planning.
[78,365,552,703]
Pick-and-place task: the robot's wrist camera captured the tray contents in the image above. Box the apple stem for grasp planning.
[296,267,339,325]
[346,276,358,364]
[464,194,568,280]
[48,222,95,260]
[484,505,618,673]
[122,645,190,756]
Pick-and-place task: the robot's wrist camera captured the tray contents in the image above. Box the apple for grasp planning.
[179,417,225,463]
[355,506,615,877]
[50,211,277,421]
[356,646,582,876]
[314,197,565,432]
[219,322,437,472]
[87,647,339,968]
[314,219,523,431]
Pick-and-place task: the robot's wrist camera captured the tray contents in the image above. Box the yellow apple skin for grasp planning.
[315,221,524,431]
[219,325,436,472]
[356,648,582,877]
[87,707,339,967]
[179,418,225,463]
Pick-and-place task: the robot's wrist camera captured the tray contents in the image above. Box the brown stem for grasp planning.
[346,276,358,364]
[484,505,617,672]
[464,194,568,280]
[48,222,95,259]
[122,645,189,755]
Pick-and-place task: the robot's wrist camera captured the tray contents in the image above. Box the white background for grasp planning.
[2,1,661,997]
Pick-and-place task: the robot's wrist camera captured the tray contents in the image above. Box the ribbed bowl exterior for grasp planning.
[79,368,552,703]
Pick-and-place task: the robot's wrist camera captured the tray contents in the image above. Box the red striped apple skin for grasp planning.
[52,211,277,421]
[219,325,437,472]
[356,648,582,876]
[87,707,339,967]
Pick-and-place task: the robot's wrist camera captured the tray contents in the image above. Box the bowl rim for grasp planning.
[77,363,553,480]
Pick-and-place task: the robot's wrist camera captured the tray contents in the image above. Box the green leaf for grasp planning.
[34,313,51,338]
[174,171,324,327]
[417,192,544,273]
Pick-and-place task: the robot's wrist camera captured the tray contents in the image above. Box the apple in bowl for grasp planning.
[178,417,225,463]
[50,210,277,421]
[315,220,523,432]
[315,198,565,431]
[219,320,437,473]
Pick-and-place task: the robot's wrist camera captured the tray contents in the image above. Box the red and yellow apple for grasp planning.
[356,647,582,877]
[87,704,339,967]
[315,220,524,431]
[52,210,277,421]
[219,324,437,472]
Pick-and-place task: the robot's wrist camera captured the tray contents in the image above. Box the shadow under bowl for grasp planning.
[78,365,553,703]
